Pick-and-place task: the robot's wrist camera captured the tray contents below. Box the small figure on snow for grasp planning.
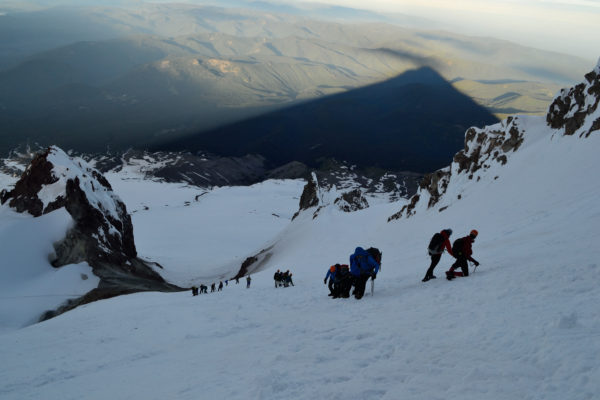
[211,283,216,292]
[446,230,480,280]
[324,265,338,297]
[191,286,199,296]
[246,275,251,288]
[218,281,223,291]
[274,269,282,288]
[423,229,453,282]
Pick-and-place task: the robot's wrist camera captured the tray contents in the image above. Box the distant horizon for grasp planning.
[134,0,599,61]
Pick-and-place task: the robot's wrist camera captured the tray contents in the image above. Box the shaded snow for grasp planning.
[0,206,99,333]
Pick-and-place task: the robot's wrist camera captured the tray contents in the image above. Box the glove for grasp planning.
[473,260,480,267]
[371,273,376,280]
[324,278,327,284]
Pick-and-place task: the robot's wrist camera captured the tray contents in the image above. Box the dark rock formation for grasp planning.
[231,245,274,280]
[547,61,600,137]
[292,173,320,220]
[1,146,180,320]
[334,189,369,212]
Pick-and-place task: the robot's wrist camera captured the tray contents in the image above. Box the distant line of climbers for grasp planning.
[191,275,252,296]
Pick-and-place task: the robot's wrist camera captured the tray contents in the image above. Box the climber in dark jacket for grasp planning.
[446,230,480,280]
[336,264,352,298]
[423,229,453,282]
[274,269,281,288]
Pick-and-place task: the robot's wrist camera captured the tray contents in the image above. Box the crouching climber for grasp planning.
[446,230,480,280]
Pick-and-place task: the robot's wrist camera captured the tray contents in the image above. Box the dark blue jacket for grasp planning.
[350,247,380,277]
[325,268,336,281]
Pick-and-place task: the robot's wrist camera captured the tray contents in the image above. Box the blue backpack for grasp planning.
[350,247,381,276]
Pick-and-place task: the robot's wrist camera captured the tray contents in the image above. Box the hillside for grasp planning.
[0,3,591,155]
[0,59,598,400]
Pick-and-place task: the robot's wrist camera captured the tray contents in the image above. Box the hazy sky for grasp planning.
[287,0,600,61]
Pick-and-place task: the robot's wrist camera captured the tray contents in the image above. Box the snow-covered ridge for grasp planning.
[389,59,600,220]
[42,147,122,221]
[1,146,178,321]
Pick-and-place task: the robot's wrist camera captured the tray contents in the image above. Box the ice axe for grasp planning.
[371,277,375,296]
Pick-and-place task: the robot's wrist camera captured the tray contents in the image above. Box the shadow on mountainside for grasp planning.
[157,67,499,173]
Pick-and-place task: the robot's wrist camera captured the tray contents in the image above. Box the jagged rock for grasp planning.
[2,146,180,320]
[298,174,319,210]
[547,60,600,137]
[232,245,274,279]
[292,173,320,220]
[334,189,369,212]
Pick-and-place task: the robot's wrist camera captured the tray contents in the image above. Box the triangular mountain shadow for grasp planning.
[159,67,499,173]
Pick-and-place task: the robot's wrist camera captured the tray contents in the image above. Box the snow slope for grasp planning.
[1,60,599,400]
[0,207,99,333]
[105,171,306,286]
[1,116,599,399]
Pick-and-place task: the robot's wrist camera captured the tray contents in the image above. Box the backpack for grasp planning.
[452,237,465,256]
[428,233,444,254]
[351,247,380,275]
[366,247,382,264]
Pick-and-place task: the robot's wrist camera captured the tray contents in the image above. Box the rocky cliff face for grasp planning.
[547,60,600,137]
[389,59,600,221]
[334,189,369,212]
[1,146,180,319]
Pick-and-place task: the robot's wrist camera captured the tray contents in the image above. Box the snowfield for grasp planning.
[1,119,599,398]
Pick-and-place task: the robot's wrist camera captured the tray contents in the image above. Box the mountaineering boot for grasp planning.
[422,276,430,282]
[446,270,455,280]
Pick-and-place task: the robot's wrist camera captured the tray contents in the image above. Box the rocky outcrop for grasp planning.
[547,60,600,137]
[292,173,320,220]
[1,146,180,319]
[389,60,600,221]
[334,189,369,212]
[388,116,525,220]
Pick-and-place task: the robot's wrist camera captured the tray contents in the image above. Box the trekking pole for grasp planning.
[471,261,478,274]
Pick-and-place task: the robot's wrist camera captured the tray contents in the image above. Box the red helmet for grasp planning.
[470,229,479,238]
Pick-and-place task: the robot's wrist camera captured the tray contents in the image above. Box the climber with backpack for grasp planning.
[423,229,454,282]
[324,265,338,297]
[446,230,480,280]
[350,247,382,299]
[336,264,352,298]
